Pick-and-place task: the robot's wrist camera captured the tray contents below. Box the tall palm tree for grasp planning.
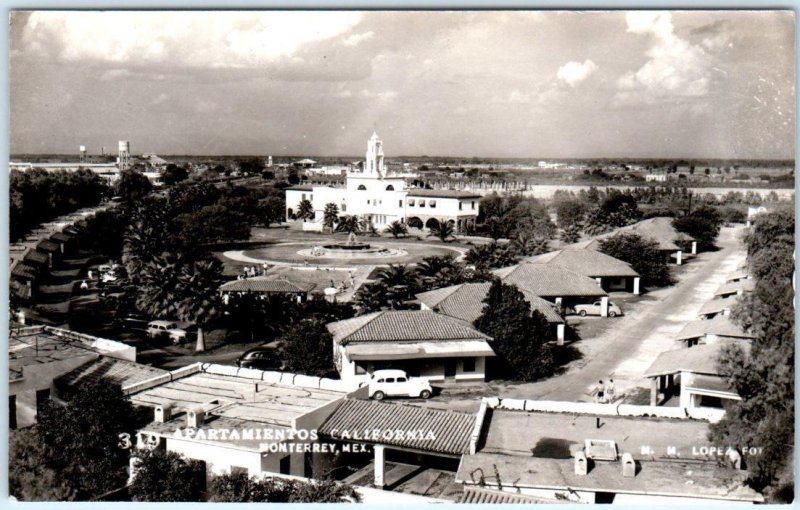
[296,199,314,222]
[428,219,455,243]
[323,203,339,232]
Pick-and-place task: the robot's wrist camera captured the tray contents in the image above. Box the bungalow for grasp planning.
[220,277,317,304]
[129,363,365,480]
[416,282,566,344]
[9,326,146,429]
[568,217,695,265]
[713,279,755,298]
[697,295,738,319]
[492,263,609,316]
[726,269,750,283]
[454,398,761,504]
[527,249,641,294]
[676,315,755,347]
[327,310,495,383]
[644,343,746,409]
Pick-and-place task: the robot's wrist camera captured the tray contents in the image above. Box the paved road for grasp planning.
[412,225,747,412]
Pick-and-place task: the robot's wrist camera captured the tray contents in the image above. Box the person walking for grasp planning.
[605,379,616,403]
[595,380,605,403]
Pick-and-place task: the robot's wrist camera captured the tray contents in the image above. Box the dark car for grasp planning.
[236,348,285,371]
[113,313,149,332]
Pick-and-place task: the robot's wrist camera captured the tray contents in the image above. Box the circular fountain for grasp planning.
[299,233,405,259]
[322,232,374,251]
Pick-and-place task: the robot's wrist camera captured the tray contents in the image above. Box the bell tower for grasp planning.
[365,132,385,178]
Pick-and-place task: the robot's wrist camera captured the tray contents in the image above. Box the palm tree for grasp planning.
[511,231,550,257]
[297,199,314,222]
[386,220,408,239]
[323,203,339,232]
[335,215,362,235]
[428,219,455,242]
[416,254,464,289]
[377,264,419,304]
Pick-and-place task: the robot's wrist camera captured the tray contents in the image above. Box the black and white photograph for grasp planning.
[7,9,796,504]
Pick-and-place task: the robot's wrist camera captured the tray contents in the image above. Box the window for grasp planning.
[419,200,426,208]
[385,378,395,383]
[459,202,463,211]
[399,200,403,208]
[301,193,306,200]
[367,200,370,205]
[396,377,407,383]
[279,456,291,475]
[386,185,395,191]
[341,204,346,212]
[463,358,476,373]
[357,184,367,190]
[429,200,436,208]
[377,378,385,383]
[408,199,415,206]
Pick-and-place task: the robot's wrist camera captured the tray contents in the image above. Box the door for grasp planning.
[444,361,457,379]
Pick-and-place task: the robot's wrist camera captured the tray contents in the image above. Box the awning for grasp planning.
[346,340,495,361]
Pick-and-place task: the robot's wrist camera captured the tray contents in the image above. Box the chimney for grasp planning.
[574,450,589,475]
[621,452,636,478]
[187,407,205,428]
[154,403,173,423]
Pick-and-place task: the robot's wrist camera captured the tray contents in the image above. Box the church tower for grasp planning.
[365,132,385,178]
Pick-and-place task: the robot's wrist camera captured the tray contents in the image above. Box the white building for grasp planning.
[285,133,480,232]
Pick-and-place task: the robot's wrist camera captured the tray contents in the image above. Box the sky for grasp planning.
[9,10,796,159]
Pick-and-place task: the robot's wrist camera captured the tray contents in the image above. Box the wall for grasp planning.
[166,437,262,477]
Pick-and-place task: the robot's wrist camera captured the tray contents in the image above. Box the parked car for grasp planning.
[573,301,623,318]
[236,348,285,371]
[146,320,188,344]
[368,369,433,400]
[113,313,149,332]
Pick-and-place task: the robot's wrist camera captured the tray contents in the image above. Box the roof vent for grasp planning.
[187,407,205,428]
[574,449,589,475]
[621,452,636,478]
[154,403,173,423]
[585,439,618,461]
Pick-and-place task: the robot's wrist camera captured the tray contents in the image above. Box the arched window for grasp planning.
[385,185,395,191]
[357,184,367,190]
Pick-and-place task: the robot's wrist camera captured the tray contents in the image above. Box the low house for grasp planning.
[713,279,755,298]
[220,277,316,303]
[9,326,148,429]
[416,282,566,343]
[493,263,609,315]
[129,363,365,480]
[697,295,738,319]
[327,310,495,383]
[676,315,755,347]
[568,217,695,265]
[454,398,762,504]
[527,249,641,294]
[644,343,746,409]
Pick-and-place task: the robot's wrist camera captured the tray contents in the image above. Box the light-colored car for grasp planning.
[368,369,433,400]
[146,320,188,344]
[573,301,623,318]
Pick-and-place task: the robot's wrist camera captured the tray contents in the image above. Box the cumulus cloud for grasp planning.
[343,31,374,46]
[557,60,598,87]
[617,11,711,102]
[21,11,363,68]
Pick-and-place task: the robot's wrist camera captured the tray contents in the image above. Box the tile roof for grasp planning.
[459,486,564,504]
[318,399,476,455]
[327,310,491,345]
[405,189,481,199]
[713,279,756,297]
[643,342,747,377]
[49,231,74,243]
[56,357,168,391]
[566,217,690,252]
[220,277,316,294]
[10,261,38,280]
[23,250,49,265]
[493,263,607,298]
[36,240,61,253]
[698,296,739,317]
[416,282,563,324]
[675,315,755,342]
[528,249,639,278]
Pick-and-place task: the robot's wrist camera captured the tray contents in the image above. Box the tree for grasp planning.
[296,199,314,222]
[161,164,189,185]
[598,232,673,287]
[474,280,554,381]
[323,203,339,231]
[353,281,390,314]
[278,318,336,376]
[511,228,550,257]
[386,220,408,238]
[465,242,519,271]
[129,449,206,502]
[584,193,641,235]
[560,224,582,244]
[176,204,251,245]
[672,206,722,251]
[556,199,588,229]
[37,383,137,499]
[208,472,359,503]
[335,215,362,235]
[260,196,286,227]
[416,254,466,289]
[115,169,153,203]
[428,219,455,242]
[710,209,794,498]
[9,428,75,501]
